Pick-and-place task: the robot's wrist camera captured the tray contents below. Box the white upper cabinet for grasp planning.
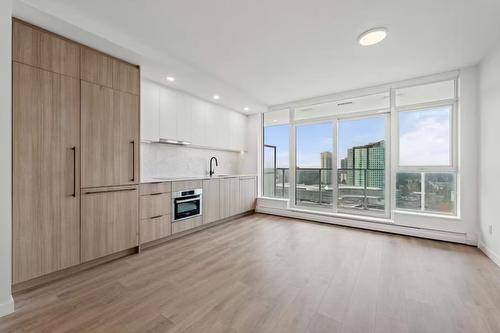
[142,79,248,151]
[205,103,220,148]
[234,112,247,151]
[191,99,207,146]
[175,93,192,143]
[140,80,160,142]
[159,86,177,141]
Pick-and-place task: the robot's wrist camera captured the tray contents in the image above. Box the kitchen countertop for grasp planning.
[141,174,257,184]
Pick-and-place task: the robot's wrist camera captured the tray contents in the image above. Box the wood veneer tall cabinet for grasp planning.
[12,19,141,285]
[79,44,140,261]
[80,49,139,188]
[12,21,81,284]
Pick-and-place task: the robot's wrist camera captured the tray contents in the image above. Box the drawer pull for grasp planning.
[85,188,137,195]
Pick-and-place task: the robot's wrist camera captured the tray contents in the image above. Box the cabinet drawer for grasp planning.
[171,216,203,234]
[172,180,203,192]
[140,182,171,195]
[140,193,171,219]
[81,186,139,262]
[140,215,171,243]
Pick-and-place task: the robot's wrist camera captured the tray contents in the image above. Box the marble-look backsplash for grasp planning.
[141,143,243,179]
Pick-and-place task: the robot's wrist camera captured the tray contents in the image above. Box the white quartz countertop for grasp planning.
[141,174,257,183]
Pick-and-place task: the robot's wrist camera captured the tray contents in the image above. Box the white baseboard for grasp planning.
[0,296,14,318]
[478,241,500,268]
[256,206,476,246]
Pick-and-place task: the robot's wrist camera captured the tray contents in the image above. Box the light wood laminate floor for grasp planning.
[1,213,500,333]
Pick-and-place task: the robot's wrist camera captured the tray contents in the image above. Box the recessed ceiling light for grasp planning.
[166,76,175,82]
[244,107,249,111]
[213,95,220,100]
[358,28,387,46]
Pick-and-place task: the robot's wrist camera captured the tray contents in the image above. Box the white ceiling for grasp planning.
[14,0,500,113]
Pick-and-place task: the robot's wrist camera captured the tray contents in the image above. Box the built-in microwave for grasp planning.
[172,189,202,222]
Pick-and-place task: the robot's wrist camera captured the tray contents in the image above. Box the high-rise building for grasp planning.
[344,141,385,189]
[320,151,333,184]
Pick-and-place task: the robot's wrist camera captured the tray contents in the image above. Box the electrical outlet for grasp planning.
[489,225,493,235]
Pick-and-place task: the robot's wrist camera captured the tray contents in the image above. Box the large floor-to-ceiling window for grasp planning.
[295,122,334,208]
[395,80,457,215]
[337,115,388,216]
[262,74,459,220]
[263,110,290,198]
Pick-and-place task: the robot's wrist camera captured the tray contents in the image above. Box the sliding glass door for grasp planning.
[295,122,334,208]
[337,115,388,216]
[292,115,388,216]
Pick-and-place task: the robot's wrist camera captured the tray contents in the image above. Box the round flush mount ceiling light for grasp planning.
[244,107,249,111]
[166,76,175,82]
[213,95,220,100]
[358,28,387,46]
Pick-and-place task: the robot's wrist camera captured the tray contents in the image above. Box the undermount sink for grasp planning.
[210,174,231,178]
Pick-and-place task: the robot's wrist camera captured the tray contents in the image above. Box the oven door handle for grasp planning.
[176,197,200,204]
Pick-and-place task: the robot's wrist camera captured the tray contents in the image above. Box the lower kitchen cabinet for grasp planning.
[220,177,240,219]
[81,186,139,262]
[140,215,171,243]
[172,216,203,234]
[203,178,220,224]
[239,176,257,213]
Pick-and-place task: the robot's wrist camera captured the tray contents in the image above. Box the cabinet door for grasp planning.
[159,87,177,140]
[191,99,207,146]
[205,103,219,148]
[80,47,113,88]
[220,108,231,149]
[140,80,160,142]
[239,177,257,213]
[235,113,247,151]
[176,93,192,143]
[203,179,220,224]
[81,186,139,262]
[13,63,80,283]
[13,21,80,78]
[220,177,240,219]
[113,59,139,95]
[81,82,139,187]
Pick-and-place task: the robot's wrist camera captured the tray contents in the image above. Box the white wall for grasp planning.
[479,44,500,265]
[0,0,14,318]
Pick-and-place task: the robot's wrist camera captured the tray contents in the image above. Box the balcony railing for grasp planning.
[263,167,385,211]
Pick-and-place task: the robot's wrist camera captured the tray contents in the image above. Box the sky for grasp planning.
[264,106,450,169]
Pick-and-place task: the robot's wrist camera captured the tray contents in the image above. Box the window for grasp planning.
[295,122,333,207]
[337,116,387,215]
[261,75,459,218]
[399,106,452,166]
[295,92,389,121]
[395,80,455,106]
[263,110,289,198]
[396,80,457,215]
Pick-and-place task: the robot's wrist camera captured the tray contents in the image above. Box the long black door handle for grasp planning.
[71,146,76,197]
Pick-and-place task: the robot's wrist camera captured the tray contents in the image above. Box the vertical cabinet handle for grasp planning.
[71,146,76,197]
[130,140,135,182]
